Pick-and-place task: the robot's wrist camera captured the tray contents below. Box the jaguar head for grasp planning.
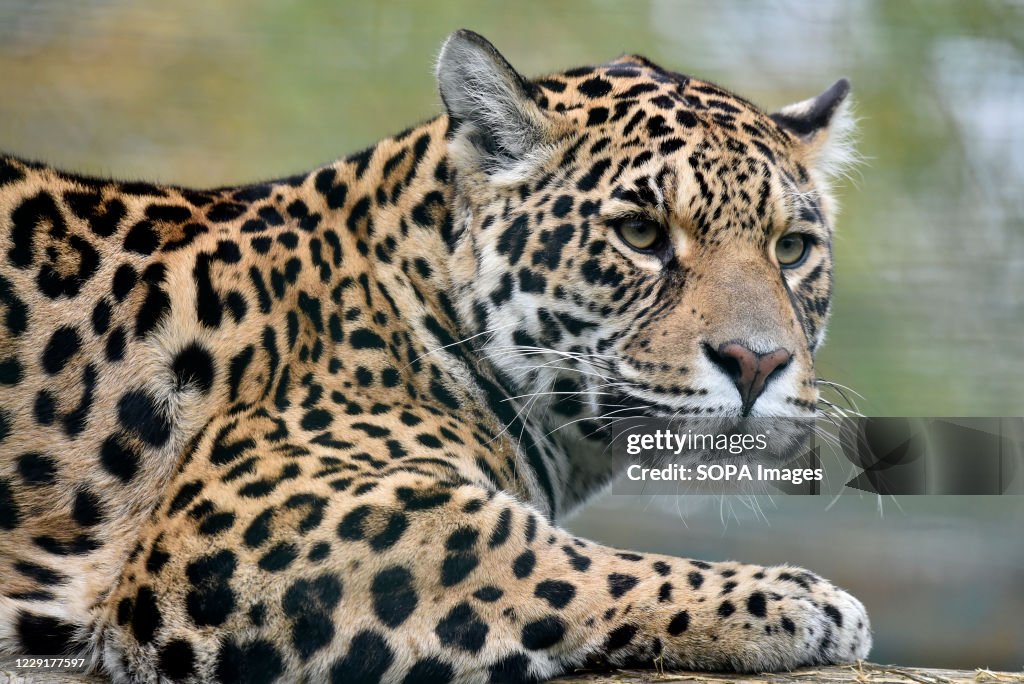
[439,30,855,427]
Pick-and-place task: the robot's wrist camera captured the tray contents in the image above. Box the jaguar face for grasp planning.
[440,30,855,426]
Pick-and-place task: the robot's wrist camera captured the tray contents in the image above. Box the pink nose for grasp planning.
[704,342,792,415]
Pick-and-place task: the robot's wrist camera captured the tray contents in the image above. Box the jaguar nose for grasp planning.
[703,341,792,415]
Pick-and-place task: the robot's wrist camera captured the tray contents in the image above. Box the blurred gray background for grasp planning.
[0,0,1021,671]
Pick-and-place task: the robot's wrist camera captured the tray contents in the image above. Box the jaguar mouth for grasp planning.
[605,391,705,420]
[605,392,786,436]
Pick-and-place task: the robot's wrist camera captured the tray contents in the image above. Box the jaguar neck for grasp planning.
[288,118,570,514]
[310,116,469,352]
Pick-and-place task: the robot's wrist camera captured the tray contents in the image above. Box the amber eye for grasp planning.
[617,217,663,252]
[775,233,810,268]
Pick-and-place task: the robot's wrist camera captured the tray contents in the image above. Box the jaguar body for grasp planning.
[0,30,868,683]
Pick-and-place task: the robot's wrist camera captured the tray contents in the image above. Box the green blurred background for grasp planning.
[0,0,1021,671]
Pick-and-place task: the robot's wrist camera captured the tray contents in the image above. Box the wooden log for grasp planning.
[1,663,1021,683]
[553,663,1024,683]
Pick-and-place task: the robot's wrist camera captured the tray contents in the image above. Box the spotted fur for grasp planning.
[0,30,868,683]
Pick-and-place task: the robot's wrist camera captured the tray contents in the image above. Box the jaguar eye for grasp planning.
[617,217,663,252]
[775,233,810,268]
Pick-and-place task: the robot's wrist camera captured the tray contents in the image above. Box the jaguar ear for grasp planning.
[437,30,553,178]
[771,78,857,181]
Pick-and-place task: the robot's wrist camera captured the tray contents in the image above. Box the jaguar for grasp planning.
[0,29,869,683]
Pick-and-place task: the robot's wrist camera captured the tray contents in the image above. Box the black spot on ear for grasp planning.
[329,630,394,684]
[158,639,196,682]
[771,78,851,138]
